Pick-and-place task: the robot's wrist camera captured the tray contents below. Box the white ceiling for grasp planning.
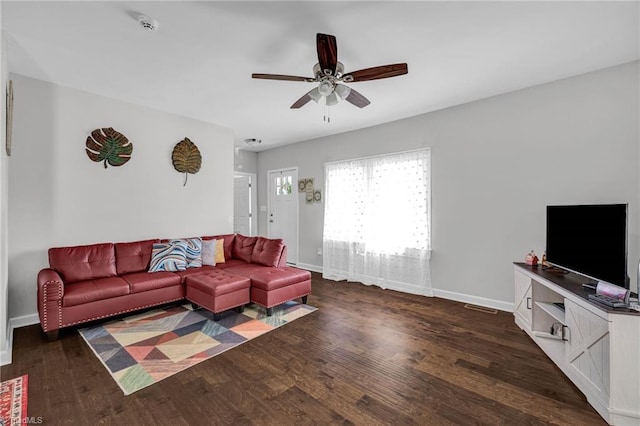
[2,1,638,151]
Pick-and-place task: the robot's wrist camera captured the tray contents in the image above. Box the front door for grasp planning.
[268,168,298,265]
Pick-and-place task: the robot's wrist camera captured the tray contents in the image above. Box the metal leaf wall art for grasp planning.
[85,127,133,169]
[172,137,202,186]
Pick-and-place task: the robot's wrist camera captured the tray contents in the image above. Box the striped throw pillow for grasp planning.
[148,241,188,272]
[170,238,202,268]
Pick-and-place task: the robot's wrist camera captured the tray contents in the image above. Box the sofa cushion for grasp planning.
[251,237,284,267]
[149,241,188,272]
[49,243,116,284]
[170,237,202,268]
[224,263,272,277]
[174,265,218,283]
[201,239,217,266]
[202,234,235,260]
[115,239,159,275]
[214,259,246,270]
[63,276,130,307]
[121,271,181,294]
[249,267,312,291]
[233,235,258,263]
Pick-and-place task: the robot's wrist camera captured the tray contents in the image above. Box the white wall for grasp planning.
[1,32,10,364]
[8,74,234,319]
[257,62,640,308]
[234,148,257,174]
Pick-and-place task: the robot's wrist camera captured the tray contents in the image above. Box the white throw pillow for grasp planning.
[201,239,217,266]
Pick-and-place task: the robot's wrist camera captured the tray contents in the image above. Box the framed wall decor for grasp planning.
[304,178,314,192]
[6,80,13,156]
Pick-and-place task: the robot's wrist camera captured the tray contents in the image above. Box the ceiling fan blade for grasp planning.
[317,33,338,75]
[344,63,408,82]
[290,90,316,109]
[252,73,315,82]
[344,88,371,108]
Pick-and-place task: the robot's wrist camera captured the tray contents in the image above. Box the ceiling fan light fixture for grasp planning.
[326,92,339,106]
[335,84,351,100]
[252,34,405,113]
[309,87,322,103]
[318,80,334,96]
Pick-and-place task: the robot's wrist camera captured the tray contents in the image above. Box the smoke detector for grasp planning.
[138,15,159,31]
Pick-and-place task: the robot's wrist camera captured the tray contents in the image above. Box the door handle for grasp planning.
[526,297,532,310]
[269,220,274,223]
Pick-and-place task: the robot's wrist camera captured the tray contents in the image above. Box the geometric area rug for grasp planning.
[0,374,28,426]
[78,301,317,395]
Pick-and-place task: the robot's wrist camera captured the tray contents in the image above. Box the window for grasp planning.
[322,149,432,295]
[275,176,293,196]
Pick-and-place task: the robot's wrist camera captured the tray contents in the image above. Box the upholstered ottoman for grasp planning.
[185,269,250,320]
[249,267,312,316]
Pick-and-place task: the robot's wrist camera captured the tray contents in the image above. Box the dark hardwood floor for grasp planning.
[2,273,604,425]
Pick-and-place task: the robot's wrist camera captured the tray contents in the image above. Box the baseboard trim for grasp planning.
[9,313,40,329]
[433,288,514,312]
[295,264,509,310]
[1,313,40,366]
[295,262,323,274]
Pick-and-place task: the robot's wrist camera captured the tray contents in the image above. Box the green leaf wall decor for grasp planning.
[85,127,133,169]
[172,137,202,186]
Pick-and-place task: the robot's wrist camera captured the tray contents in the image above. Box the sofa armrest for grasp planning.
[277,246,288,268]
[37,268,64,333]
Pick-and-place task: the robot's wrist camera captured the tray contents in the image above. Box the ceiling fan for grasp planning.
[252,33,408,111]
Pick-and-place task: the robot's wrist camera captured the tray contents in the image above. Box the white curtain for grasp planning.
[322,149,432,296]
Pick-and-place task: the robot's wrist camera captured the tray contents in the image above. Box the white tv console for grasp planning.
[513,263,640,425]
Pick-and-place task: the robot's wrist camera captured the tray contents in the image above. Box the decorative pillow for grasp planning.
[202,234,235,260]
[201,239,217,267]
[171,237,202,268]
[148,241,188,272]
[215,239,225,264]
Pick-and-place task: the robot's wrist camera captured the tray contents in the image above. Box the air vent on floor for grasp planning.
[464,304,498,314]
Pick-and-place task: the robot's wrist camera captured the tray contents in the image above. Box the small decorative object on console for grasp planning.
[541,252,548,266]
[588,281,630,308]
[525,250,539,266]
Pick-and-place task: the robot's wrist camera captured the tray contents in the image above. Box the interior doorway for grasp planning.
[267,167,299,265]
[233,172,257,236]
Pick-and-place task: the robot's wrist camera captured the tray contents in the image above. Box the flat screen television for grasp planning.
[546,204,628,288]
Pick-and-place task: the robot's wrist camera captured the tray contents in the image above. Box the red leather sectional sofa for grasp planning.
[37,234,311,340]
